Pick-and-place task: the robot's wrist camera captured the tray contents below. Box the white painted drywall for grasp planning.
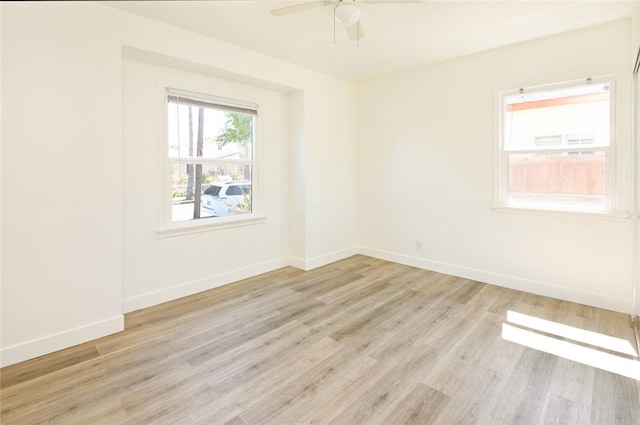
[633,2,640,56]
[1,3,125,365]
[288,91,307,265]
[1,2,359,366]
[357,20,634,313]
[301,79,359,266]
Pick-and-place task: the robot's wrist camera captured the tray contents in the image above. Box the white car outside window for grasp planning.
[201,181,251,217]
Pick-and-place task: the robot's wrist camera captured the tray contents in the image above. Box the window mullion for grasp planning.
[169,158,255,166]
[506,147,608,155]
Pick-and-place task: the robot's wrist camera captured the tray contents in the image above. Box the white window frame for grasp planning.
[157,84,265,237]
[494,76,619,216]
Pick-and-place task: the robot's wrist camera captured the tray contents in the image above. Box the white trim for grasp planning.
[491,205,629,221]
[124,248,358,314]
[156,214,266,238]
[3,245,631,366]
[167,87,258,114]
[632,47,640,320]
[358,246,631,314]
[288,247,359,271]
[0,316,124,368]
[288,256,308,270]
[607,77,618,212]
[123,257,289,313]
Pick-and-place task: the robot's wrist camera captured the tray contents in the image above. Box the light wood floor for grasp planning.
[1,255,639,424]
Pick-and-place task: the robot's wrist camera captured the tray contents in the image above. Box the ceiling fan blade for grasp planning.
[271,1,332,16]
[346,21,364,41]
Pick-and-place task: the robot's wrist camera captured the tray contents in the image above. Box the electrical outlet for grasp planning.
[415,239,423,251]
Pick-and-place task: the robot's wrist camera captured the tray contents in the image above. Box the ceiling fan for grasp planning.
[270,0,419,44]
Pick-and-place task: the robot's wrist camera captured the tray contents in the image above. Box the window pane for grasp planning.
[168,102,254,161]
[508,151,605,211]
[171,163,252,222]
[504,83,610,151]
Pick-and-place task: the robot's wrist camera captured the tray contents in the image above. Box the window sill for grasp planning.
[156,214,267,238]
[492,205,629,221]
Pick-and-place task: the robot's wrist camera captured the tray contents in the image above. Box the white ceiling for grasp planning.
[106,1,634,81]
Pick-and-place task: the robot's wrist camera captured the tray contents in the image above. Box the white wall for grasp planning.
[358,19,634,313]
[633,2,640,55]
[299,79,358,266]
[1,3,125,365]
[288,91,307,263]
[1,2,358,366]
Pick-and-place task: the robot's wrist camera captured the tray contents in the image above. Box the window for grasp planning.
[497,77,615,213]
[165,88,257,225]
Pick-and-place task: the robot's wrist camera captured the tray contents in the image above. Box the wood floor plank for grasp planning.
[293,356,390,425]
[199,331,340,396]
[546,355,595,407]
[121,370,210,419]
[238,346,374,424]
[422,311,505,395]
[377,288,445,330]
[204,336,344,411]
[476,323,526,377]
[589,368,640,425]
[323,370,414,425]
[429,365,508,425]
[538,393,587,425]
[33,398,127,425]
[0,344,99,389]
[2,255,639,425]
[379,382,449,425]
[1,355,110,412]
[491,350,559,425]
[123,383,215,425]
[182,302,322,367]
[222,417,247,425]
[184,318,305,367]
[445,277,486,304]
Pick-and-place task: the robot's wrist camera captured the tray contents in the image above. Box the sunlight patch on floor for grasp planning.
[502,311,640,381]
[506,310,638,357]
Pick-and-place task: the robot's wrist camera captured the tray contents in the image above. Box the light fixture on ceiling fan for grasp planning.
[334,2,361,26]
[333,1,362,45]
[270,0,419,44]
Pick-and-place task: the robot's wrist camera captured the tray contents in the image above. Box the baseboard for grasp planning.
[288,256,307,270]
[358,246,630,314]
[122,257,290,313]
[289,247,359,271]
[7,245,624,367]
[124,248,358,313]
[0,315,124,368]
